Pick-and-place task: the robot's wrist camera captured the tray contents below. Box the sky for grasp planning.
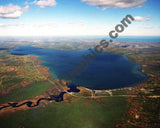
[0,0,160,36]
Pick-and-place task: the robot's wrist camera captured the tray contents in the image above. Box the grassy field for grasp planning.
[0,50,48,92]
[0,97,127,128]
[0,81,53,104]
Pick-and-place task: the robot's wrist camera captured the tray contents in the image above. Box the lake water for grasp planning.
[9,46,148,90]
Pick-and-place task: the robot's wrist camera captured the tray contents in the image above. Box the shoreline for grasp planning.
[34,53,149,92]
[7,46,150,92]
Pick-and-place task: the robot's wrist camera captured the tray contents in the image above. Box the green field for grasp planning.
[0,97,127,128]
[0,81,52,104]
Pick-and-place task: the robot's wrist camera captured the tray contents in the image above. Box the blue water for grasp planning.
[9,46,148,90]
[114,36,160,42]
[94,36,160,42]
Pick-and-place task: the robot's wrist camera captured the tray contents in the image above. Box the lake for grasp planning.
[9,46,148,90]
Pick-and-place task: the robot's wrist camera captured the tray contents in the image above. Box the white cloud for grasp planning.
[0,4,29,19]
[0,23,24,27]
[68,20,85,26]
[34,22,56,27]
[33,0,57,8]
[23,5,30,12]
[143,26,153,29]
[134,16,151,21]
[82,0,146,10]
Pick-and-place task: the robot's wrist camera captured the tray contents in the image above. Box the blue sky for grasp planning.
[0,0,160,36]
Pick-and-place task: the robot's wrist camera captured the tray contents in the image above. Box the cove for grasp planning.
[9,46,148,90]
